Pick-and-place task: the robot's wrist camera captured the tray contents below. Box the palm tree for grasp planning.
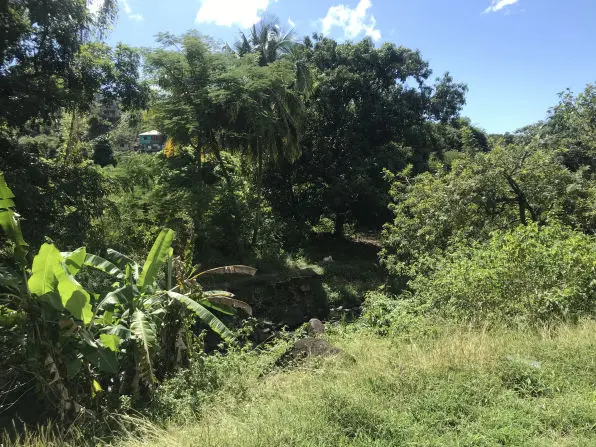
[245,74,304,245]
[234,17,296,66]
[229,18,312,245]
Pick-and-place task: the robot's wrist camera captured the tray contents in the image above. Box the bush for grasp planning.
[360,290,437,338]
[407,223,596,324]
[0,136,108,251]
[150,329,295,421]
[380,145,596,285]
[500,356,555,398]
[92,136,116,167]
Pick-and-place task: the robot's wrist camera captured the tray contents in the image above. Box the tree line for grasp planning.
[0,0,594,438]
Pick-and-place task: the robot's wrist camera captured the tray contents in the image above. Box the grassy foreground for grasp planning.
[8,320,595,446]
[116,320,596,447]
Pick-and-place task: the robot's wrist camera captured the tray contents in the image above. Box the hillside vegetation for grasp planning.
[9,321,596,446]
[0,3,595,446]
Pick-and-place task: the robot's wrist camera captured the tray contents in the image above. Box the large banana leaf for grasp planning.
[131,309,156,383]
[199,299,236,316]
[138,229,175,289]
[61,248,87,276]
[82,345,119,374]
[54,262,93,325]
[167,291,236,343]
[106,249,138,278]
[84,253,124,279]
[101,324,132,340]
[202,290,253,315]
[0,174,28,264]
[28,244,93,324]
[28,243,61,297]
[97,285,134,310]
[99,333,121,352]
[194,265,257,278]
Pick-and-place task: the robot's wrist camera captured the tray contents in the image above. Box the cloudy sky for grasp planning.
[103,0,596,133]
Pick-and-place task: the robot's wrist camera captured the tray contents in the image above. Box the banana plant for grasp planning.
[0,174,115,419]
[81,229,256,394]
[1,173,256,402]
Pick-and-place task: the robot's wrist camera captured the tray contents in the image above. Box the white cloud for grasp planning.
[88,0,144,21]
[483,0,519,13]
[120,0,144,21]
[196,0,272,28]
[121,0,132,14]
[288,16,296,28]
[321,0,381,42]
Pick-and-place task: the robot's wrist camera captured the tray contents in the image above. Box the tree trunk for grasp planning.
[505,175,539,225]
[334,213,345,239]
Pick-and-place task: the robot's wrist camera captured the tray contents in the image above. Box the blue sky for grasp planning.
[99,0,596,133]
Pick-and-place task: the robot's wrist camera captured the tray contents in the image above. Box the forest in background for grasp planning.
[0,1,594,445]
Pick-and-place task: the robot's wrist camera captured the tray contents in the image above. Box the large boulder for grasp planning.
[307,318,326,336]
[291,337,341,359]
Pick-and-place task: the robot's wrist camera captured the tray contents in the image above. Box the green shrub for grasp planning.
[150,329,295,421]
[408,223,596,324]
[92,136,116,167]
[500,356,555,398]
[360,291,401,331]
[380,145,596,285]
[360,290,436,338]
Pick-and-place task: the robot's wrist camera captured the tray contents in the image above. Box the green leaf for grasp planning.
[98,285,134,310]
[102,324,132,340]
[167,291,236,343]
[66,358,82,380]
[131,309,156,383]
[0,197,15,209]
[84,253,124,279]
[101,311,114,325]
[83,346,119,374]
[106,248,135,267]
[91,285,134,327]
[131,309,156,345]
[79,328,98,348]
[0,173,28,264]
[54,262,93,325]
[199,299,236,316]
[100,333,121,352]
[28,243,61,297]
[62,248,87,276]
[107,248,139,281]
[40,292,64,311]
[138,229,175,289]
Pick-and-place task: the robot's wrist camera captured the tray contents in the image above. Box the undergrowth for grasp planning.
[13,319,590,447]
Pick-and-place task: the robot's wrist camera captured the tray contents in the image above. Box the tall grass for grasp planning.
[116,320,596,447]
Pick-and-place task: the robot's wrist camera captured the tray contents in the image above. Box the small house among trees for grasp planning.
[138,130,166,151]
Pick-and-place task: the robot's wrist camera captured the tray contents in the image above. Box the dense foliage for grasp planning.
[265,37,468,237]
[1,188,254,426]
[380,144,595,284]
[407,223,595,323]
[0,3,594,444]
